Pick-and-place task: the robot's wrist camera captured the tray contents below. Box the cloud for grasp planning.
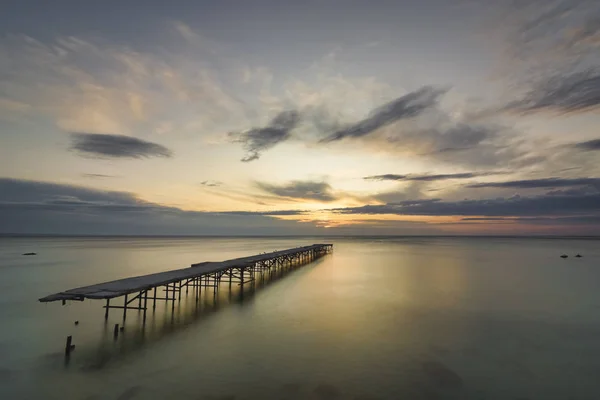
[492,0,600,119]
[461,217,510,221]
[230,110,300,162]
[200,180,223,187]
[506,69,600,115]
[574,138,600,151]
[2,178,598,234]
[364,171,505,182]
[0,30,250,142]
[217,209,307,216]
[0,178,321,235]
[330,191,600,217]
[70,133,173,159]
[303,86,531,168]
[321,86,446,142]
[0,177,138,204]
[461,215,600,226]
[499,0,600,66]
[81,174,118,179]
[467,177,600,189]
[256,180,338,202]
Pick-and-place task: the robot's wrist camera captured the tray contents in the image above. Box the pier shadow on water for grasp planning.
[68,257,326,371]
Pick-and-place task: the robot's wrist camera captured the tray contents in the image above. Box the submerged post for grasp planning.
[65,335,73,356]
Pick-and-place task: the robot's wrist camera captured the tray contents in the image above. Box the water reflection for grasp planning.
[73,257,327,371]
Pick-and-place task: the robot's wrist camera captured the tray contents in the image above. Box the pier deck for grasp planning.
[39,244,333,320]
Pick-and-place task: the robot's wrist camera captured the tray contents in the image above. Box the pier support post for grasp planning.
[105,299,110,320]
[143,290,148,322]
[65,335,73,356]
[123,294,128,320]
[153,287,157,310]
[171,283,176,310]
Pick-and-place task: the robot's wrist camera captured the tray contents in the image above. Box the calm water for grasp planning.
[1,236,600,400]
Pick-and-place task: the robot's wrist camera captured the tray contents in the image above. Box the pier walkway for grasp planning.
[39,243,333,320]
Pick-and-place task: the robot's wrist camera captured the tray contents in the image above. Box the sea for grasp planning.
[1,236,599,400]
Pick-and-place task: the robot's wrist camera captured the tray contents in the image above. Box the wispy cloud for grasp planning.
[0,28,249,139]
[364,171,506,182]
[230,110,300,162]
[216,209,307,216]
[321,86,446,142]
[256,180,338,202]
[467,177,600,189]
[200,180,223,187]
[506,70,600,115]
[70,133,173,159]
[574,138,600,151]
[330,191,600,217]
[81,173,118,179]
[493,0,600,118]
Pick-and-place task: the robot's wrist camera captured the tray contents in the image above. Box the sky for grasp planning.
[1,0,599,235]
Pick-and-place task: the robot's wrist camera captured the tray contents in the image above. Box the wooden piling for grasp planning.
[65,336,73,356]
[123,294,128,320]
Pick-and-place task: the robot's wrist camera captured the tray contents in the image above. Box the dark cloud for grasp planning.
[574,138,600,151]
[0,178,320,235]
[200,180,223,187]
[506,70,600,115]
[330,192,600,217]
[70,133,173,159]
[364,172,505,182]
[391,199,442,206]
[462,215,600,225]
[230,110,300,162]
[0,177,138,204]
[82,174,118,179]
[321,86,446,142]
[546,185,599,196]
[256,180,338,202]
[461,217,510,221]
[2,178,598,234]
[217,210,307,216]
[467,177,600,189]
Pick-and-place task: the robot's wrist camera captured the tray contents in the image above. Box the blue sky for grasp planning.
[1,0,599,235]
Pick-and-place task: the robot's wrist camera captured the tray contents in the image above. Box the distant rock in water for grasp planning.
[560,254,568,258]
[22,252,37,256]
[575,254,583,258]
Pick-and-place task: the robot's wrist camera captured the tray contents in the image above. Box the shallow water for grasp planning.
[1,236,599,400]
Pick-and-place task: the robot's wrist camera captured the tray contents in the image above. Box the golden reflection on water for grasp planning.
[3,237,600,399]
